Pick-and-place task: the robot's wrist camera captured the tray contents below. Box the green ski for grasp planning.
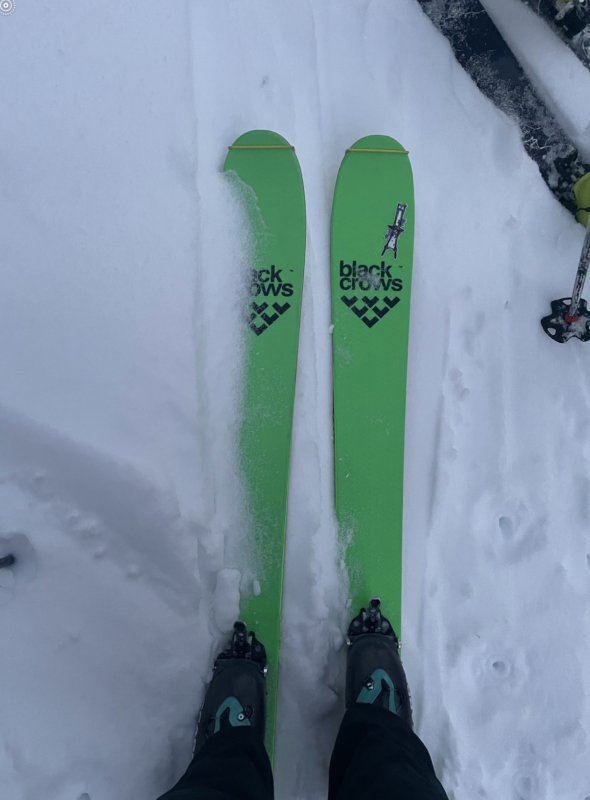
[330,135,414,641]
[223,131,305,760]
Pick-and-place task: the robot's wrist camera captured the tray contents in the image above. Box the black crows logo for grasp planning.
[246,265,293,336]
[339,203,407,328]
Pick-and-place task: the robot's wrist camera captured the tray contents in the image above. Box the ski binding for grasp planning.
[216,620,267,675]
[347,597,400,650]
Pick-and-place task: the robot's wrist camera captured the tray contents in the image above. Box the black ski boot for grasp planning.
[193,621,267,755]
[346,598,413,728]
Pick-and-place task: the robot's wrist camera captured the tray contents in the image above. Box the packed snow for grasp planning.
[1,1,590,798]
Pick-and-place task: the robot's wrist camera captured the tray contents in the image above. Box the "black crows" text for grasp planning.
[339,261,402,292]
[249,266,294,297]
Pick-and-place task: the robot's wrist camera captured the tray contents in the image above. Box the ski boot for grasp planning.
[346,598,413,728]
[193,621,267,755]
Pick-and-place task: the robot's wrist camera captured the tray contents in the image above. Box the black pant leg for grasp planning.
[328,705,449,800]
[156,727,274,800]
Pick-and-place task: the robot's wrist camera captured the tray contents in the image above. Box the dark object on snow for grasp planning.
[541,297,590,341]
[0,555,15,569]
[416,0,590,215]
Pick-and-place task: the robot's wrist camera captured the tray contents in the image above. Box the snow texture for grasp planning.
[0,1,590,798]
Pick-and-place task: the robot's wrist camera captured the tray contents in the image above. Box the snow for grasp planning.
[0,1,589,799]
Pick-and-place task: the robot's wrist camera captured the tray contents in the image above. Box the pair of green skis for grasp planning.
[223,130,414,760]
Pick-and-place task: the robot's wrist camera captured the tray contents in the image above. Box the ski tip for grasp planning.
[346,135,408,155]
[226,130,293,152]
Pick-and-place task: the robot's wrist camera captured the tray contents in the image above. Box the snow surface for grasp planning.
[1,1,590,798]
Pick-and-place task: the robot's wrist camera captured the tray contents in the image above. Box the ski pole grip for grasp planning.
[574,172,590,226]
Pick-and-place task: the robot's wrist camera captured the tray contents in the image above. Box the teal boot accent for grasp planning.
[213,697,252,733]
[193,622,267,755]
[356,669,396,713]
[346,601,413,728]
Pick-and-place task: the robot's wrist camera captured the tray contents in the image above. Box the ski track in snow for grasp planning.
[1,0,590,798]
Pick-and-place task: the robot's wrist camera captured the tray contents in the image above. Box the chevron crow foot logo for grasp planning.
[248,301,291,336]
[340,294,400,328]
[250,321,268,336]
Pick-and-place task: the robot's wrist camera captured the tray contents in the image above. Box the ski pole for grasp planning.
[541,174,590,342]
[566,218,590,321]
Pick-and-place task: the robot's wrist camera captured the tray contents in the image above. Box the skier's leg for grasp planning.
[156,622,273,800]
[156,726,272,800]
[328,600,449,800]
[328,705,448,800]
